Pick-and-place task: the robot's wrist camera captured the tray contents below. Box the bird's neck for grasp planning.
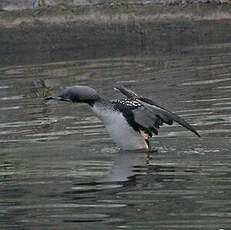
[87,97,109,107]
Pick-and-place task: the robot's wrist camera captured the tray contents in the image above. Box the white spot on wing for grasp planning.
[114,99,142,108]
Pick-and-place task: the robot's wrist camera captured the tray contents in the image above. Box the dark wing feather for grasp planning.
[137,98,200,137]
[114,87,200,137]
[114,87,139,99]
[131,106,159,135]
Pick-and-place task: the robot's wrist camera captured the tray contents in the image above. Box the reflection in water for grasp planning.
[1,52,231,229]
[100,151,147,183]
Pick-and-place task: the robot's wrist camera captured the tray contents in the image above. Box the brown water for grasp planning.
[0,46,231,230]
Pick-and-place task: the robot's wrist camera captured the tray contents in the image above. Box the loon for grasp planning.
[45,86,200,151]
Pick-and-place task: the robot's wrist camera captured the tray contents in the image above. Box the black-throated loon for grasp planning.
[45,86,200,151]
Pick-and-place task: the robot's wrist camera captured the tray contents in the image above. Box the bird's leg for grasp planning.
[145,152,150,164]
[145,147,158,164]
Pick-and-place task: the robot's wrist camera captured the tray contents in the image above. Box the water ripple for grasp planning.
[1,53,231,230]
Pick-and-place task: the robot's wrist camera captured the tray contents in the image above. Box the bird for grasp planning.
[45,85,200,151]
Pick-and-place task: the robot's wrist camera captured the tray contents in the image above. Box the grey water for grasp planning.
[1,46,231,230]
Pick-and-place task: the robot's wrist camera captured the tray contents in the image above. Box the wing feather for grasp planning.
[114,87,200,137]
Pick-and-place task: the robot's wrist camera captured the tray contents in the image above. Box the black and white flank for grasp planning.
[45,85,200,151]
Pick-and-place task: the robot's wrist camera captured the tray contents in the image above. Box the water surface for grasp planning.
[0,47,231,229]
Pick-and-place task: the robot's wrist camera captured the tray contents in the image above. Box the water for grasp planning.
[1,48,231,230]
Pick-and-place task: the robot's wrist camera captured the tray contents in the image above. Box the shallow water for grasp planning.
[1,46,231,230]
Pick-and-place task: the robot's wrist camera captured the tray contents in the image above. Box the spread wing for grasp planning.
[114,87,200,137]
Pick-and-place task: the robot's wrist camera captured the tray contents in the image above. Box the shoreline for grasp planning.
[1,3,231,28]
[1,3,231,67]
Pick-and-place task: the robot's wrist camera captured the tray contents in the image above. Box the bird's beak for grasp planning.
[44,96,71,102]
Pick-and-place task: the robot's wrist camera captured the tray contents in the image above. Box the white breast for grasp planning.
[92,103,148,150]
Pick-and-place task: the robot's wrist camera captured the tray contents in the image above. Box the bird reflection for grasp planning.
[99,150,148,183]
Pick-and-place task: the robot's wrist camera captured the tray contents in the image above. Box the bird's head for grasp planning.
[45,86,100,105]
